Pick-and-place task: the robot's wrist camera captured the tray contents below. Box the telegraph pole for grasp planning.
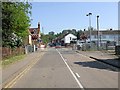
[97,15,99,50]
[86,13,92,50]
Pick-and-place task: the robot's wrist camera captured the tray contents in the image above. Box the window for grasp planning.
[31,32,34,34]
[109,35,114,38]
[94,35,97,38]
[102,35,106,39]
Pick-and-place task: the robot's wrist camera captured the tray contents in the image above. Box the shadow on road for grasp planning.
[74,58,120,72]
[90,56,120,67]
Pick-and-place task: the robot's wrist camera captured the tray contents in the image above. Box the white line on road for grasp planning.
[64,59,67,61]
[76,52,89,58]
[76,73,80,78]
[56,49,84,90]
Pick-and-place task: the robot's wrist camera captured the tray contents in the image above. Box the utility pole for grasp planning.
[86,13,92,50]
[97,15,99,50]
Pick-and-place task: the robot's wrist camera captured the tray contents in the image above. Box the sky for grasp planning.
[30,2,118,34]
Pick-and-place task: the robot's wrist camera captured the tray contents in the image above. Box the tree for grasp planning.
[2,2,32,48]
[71,29,76,35]
[49,34,56,42]
[41,34,50,44]
[76,30,83,40]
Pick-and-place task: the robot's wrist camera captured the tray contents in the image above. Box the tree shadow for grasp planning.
[74,58,120,72]
[90,57,120,68]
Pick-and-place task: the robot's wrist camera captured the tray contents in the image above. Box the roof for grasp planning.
[29,28,39,40]
[64,33,77,38]
[84,30,120,35]
[57,33,76,40]
[29,28,38,32]
[29,28,40,35]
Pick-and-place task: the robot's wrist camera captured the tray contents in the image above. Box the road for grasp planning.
[6,48,118,89]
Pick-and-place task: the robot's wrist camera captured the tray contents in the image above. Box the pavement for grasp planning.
[2,48,46,88]
[76,50,120,69]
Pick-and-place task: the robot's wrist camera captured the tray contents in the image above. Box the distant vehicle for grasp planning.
[55,43,61,48]
[49,43,56,47]
[49,43,53,47]
[77,40,85,47]
[40,44,46,50]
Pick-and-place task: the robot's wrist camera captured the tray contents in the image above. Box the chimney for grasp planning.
[38,22,40,34]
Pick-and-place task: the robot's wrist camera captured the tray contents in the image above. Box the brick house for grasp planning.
[28,22,41,47]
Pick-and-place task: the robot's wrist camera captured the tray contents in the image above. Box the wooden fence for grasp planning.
[1,47,25,60]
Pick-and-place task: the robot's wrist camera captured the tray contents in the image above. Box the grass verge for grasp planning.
[2,54,26,68]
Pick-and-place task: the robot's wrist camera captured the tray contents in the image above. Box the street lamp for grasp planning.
[97,15,99,50]
[86,13,92,49]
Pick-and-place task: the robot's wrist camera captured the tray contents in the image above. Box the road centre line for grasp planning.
[56,49,84,89]
[75,73,80,78]
[64,59,67,61]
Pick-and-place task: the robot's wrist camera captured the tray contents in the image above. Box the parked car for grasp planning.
[49,43,53,47]
[55,43,61,48]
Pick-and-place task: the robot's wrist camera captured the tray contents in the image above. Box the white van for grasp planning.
[76,40,85,47]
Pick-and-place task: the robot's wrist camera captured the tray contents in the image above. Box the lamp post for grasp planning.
[86,13,92,50]
[97,15,99,50]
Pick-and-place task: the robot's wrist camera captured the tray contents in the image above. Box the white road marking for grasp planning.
[76,52,89,58]
[56,49,84,90]
[76,73,80,78]
[64,59,67,61]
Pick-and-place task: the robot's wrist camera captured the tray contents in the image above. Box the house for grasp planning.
[28,22,41,47]
[84,30,119,43]
[83,30,120,50]
[61,33,77,44]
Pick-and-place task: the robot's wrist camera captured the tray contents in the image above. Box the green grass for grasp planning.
[2,54,26,68]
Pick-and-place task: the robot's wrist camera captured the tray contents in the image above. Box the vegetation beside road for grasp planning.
[2,2,32,61]
[2,54,26,68]
[2,2,32,48]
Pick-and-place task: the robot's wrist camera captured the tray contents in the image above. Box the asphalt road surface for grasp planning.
[10,48,118,89]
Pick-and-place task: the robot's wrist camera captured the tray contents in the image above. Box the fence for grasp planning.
[81,43,97,51]
[79,42,115,51]
[25,45,34,54]
[2,47,25,60]
[115,45,120,55]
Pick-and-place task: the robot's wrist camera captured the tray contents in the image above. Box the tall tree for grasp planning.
[2,2,32,48]
[76,30,83,40]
